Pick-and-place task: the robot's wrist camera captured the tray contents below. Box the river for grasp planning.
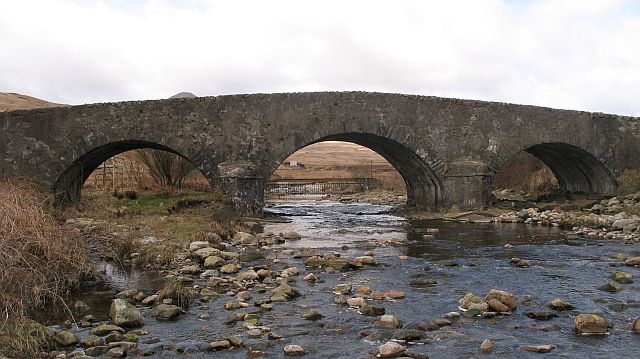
[53,201,640,358]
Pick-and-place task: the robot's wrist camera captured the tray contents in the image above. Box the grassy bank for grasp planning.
[0,179,91,357]
[68,188,242,268]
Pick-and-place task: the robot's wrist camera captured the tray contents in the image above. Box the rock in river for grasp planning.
[360,303,385,316]
[302,309,324,320]
[548,298,574,311]
[611,271,633,284]
[479,339,492,353]
[487,299,509,313]
[520,344,557,353]
[378,342,406,357]
[110,299,144,327]
[625,256,640,266]
[459,292,483,310]
[91,324,124,336]
[152,304,184,320]
[283,344,305,356]
[54,330,78,346]
[574,314,608,334]
[485,289,517,311]
[374,314,401,329]
[634,318,640,333]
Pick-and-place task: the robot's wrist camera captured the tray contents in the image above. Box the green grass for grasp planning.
[111,191,224,215]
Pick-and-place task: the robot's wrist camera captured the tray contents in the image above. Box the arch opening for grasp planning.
[493,143,617,202]
[266,133,442,210]
[53,140,212,206]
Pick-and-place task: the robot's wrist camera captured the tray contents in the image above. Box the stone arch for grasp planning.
[495,142,617,195]
[53,140,211,205]
[265,132,443,210]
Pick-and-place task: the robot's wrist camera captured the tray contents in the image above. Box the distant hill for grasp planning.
[169,92,197,99]
[0,92,62,112]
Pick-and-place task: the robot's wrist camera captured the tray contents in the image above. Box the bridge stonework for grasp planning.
[1,92,639,213]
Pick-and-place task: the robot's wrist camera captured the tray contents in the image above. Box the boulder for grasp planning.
[152,304,184,320]
[611,271,633,284]
[204,256,225,268]
[574,314,608,334]
[485,289,517,310]
[459,292,483,309]
[54,330,77,346]
[520,345,557,353]
[283,344,305,356]
[612,219,638,229]
[479,339,492,353]
[189,241,210,252]
[625,256,640,266]
[374,315,401,329]
[110,299,144,327]
[91,324,125,336]
[378,342,406,357]
[282,232,301,240]
[548,298,574,311]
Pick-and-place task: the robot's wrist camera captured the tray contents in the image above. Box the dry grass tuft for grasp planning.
[156,281,194,308]
[617,168,640,195]
[0,178,91,357]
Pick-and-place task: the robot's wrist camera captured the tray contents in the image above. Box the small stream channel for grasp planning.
[51,201,640,358]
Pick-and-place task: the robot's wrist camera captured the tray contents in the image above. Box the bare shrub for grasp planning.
[493,152,558,196]
[0,179,91,356]
[134,149,195,188]
[617,168,640,195]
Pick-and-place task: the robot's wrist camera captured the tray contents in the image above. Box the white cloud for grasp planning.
[0,0,639,115]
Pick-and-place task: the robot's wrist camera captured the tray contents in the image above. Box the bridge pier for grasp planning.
[216,161,265,215]
[442,160,493,211]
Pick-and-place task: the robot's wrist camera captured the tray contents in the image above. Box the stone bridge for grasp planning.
[1,92,639,213]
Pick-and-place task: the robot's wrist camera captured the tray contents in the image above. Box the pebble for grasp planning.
[520,344,557,353]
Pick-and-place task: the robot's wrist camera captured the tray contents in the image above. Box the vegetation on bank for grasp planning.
[0,179,91,357]
[618,168,640,195]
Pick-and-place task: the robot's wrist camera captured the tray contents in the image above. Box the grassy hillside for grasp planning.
[0,92,62,111]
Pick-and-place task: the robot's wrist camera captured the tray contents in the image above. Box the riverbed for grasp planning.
[53,201,640,358]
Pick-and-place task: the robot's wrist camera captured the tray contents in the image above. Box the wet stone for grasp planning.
[210,340,231,351]
[598,282,624,292]
[526,311,558,321]
[548,298,575,311]
[479,339,492,353]
[520,344,557,353]
[611,271,633,284]
[91,324,125,336]
[574,313,608,334]
[360,303,385,316]
[283,344,305,356]
[302,309,324,320]
[374,314,401,329]
[393,329,423,341]
[378,341,406,357]
[54,330,77,346]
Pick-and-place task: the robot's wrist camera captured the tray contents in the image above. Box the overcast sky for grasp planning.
[1,0,639,115]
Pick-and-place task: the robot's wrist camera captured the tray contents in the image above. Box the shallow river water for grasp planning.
[60,201,640,358]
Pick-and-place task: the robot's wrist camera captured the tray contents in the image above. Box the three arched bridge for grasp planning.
[1,91,639,213]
